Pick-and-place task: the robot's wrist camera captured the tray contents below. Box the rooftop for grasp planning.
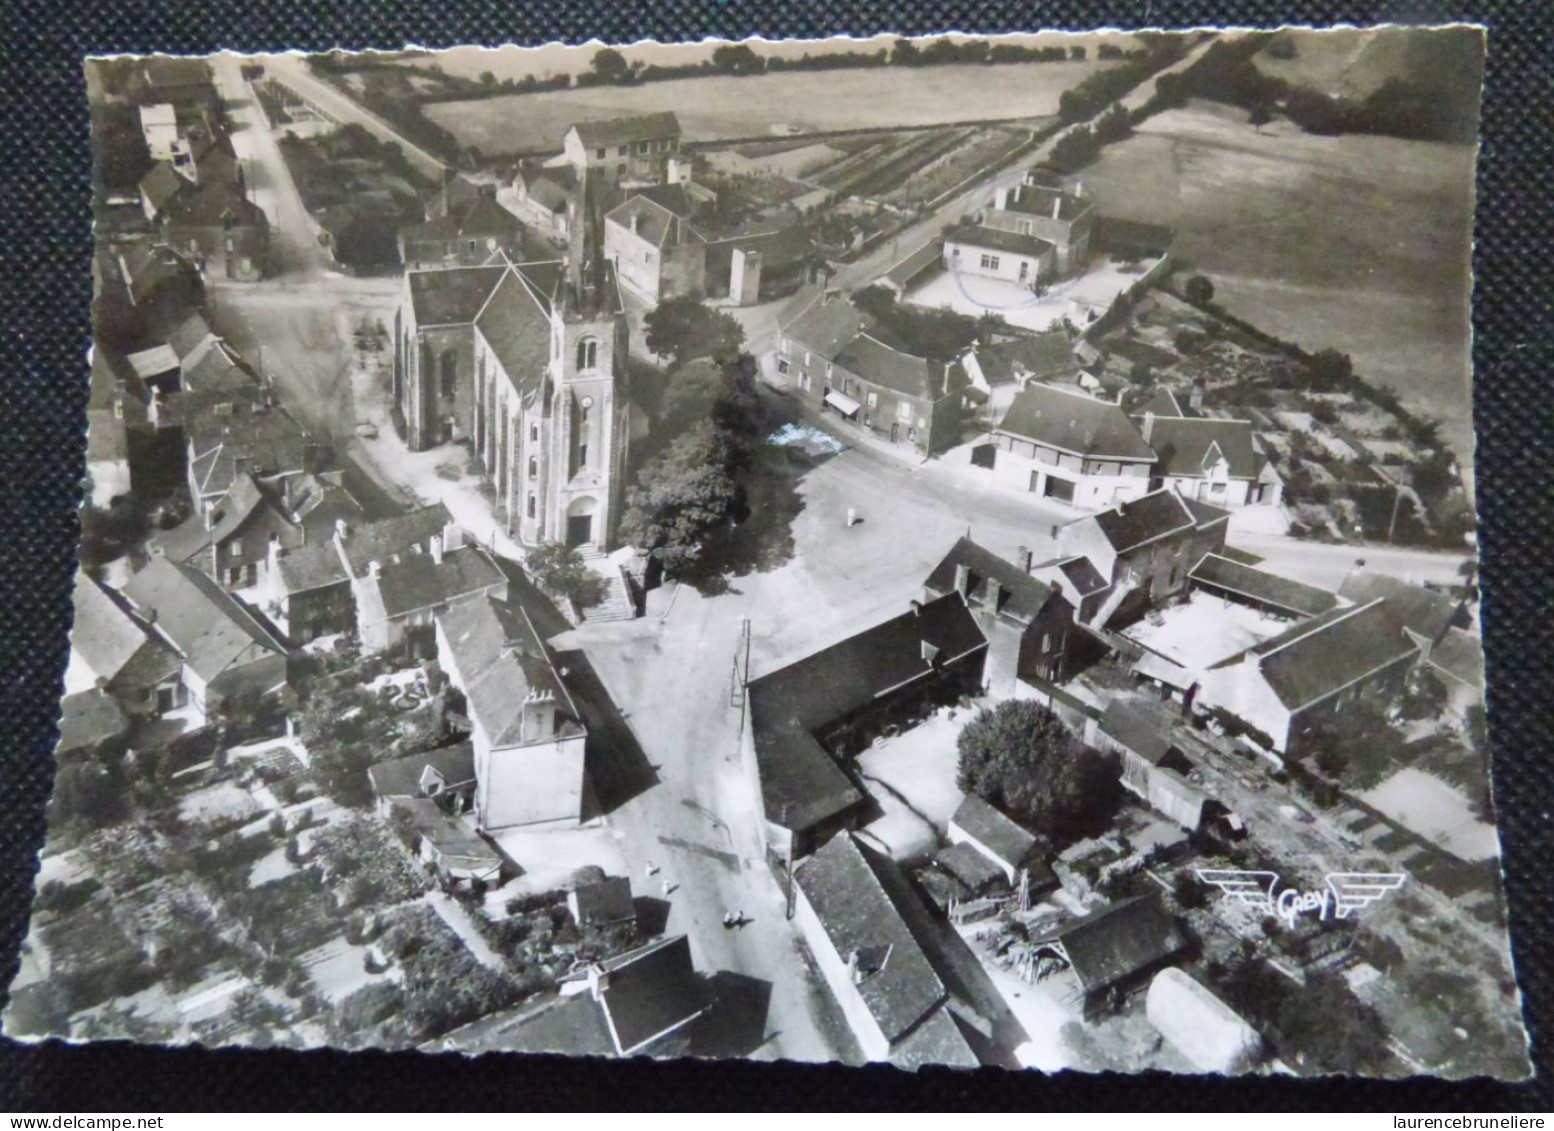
[1000,182,1092,222]
[569,876,636,927]
[922,537,1060,625]
[1142,415,1266,480]
[950,793,1036,867]
[605,194,703,250]
[781,293,873,361]
[970,333,1075,386]
[58,689,128,755]
[569,110,681,149]
[1088,488,1225,554]
[997,382,1157,462]
[834,333,964,403]
[121,558,286,684]
[1097,697,1178,765]
[373,545,506,619]
[1337,570,1463,644]
[406,265,510,326]
[1033,895,1186,995]
[1189,553,1340,619]
[593,934,706,1056]
[946,223,1056,261]
[367,740,477,801]
[794,833,947,1046]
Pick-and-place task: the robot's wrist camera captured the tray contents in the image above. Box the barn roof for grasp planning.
[1035,896,1186,994]
[997,383,1156,462]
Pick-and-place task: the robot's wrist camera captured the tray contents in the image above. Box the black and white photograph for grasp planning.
[2,25,1534,1081]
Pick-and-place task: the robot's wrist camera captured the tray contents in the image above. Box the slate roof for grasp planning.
[1337,571,1461,645]
[834,333,965,403]
[407,266,510,326]
[997,383,1156,461]
[1189,554,1339,619]
[153,476,269,564]
[946,224,1055,260]
[999,182,1090,222]
[569,876,636,927]
[1427,627,1484,691]
[1034,896,1186,995]
[935,841,1006,893]
[606,194,702,249]
[1143,416,1265,480]
[888,1006,981,1070]
[70,574,162,686]
[1216,599,1420,711]
[403,193,520,244]
[437,596,583,748]
[58,689,129,755]
[782,294,872,360]
[1092,216,1176,257]
[594,934,706,1056]
[373,545,506,619]
[367,740,477,800]
[794,833,947,1046]
[394,797,504,875]
[882,241,943,291]
[187,402,311,500]
[443,994,615,1058]
[514,161,574,212]
[473,270,553,392]
[569,111,680,149]
[922,537,1061,624]
[334,504,454,578]
[972,333,1074,386]
[1098,698,1177,765]
[1134,386,1187,418]
[139,163,184,216]
[749,594,986,832]
[951,793,1037,867]
[122,558,286,684]
[1089,489,1207,554]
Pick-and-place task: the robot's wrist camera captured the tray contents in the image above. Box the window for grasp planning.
[527,494,536,519]
[803,351,811,367]
[528,457,538,479]
[776,358,790,374]
[576,338,598,370]
[579,442,589,467]
[439,350,457,399]
[896,400,913,423]
[866,391,878,409]
[530,423,539,442]
[595,147,606,159]
[618,145,628,156]
[1017,220,1032,235]
[1041,633,1053,653]
[979,253,1001,271]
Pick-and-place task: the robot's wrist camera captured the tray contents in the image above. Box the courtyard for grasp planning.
[1120,589,1301,670]
[902,254,1161,333]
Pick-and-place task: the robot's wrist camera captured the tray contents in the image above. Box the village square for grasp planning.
[4,28,1530,1080]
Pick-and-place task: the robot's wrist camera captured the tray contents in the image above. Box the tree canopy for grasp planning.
[956,699,1119,843]
[589,48,630,83]
[619,420,743,575]
[525,541,609,610]
[643,295,747,368]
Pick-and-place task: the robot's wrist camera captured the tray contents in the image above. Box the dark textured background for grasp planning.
[0,0,1548,1111]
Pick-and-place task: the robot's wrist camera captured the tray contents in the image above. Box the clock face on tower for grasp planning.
[581,396,594,409]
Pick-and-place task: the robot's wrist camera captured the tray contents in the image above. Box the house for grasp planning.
[943,224,1057,288]
[63,572,183,719]
[352,526,507,654]
[120,557,289,723]
[86,394,132,508]
[57,688,130,759]
[989,382,1157,509]
[1145,968,1262,1073]
[1337,567,1467,659]
[394,202,631,551]
[877,240,944,296]
[1198,598,1422,756]
[921,537,1076,688]
[368,740,478,817]
[1028,895,1186,1016]
[139,57,217,109]
[567,876,636,929]
[154,470,364,592]
[1138,413,1283,508]
[961,332,1077,417]
[435,595,588,831]
[183,397,316,521]
[1424,626,1486,716]
[567,934,707,1057]
[1092,697,1206,830]
[792,832,982,1069]
[562,111,682,184]
[602,189,707,305]
[399,186,528,269]
[980,177,1096,278]
[748,593,988,861]
[99,243,204,340]
[1054,488,1230,626]
[1029,555,1112,625]
[777,294,971,457]
[261,505,456,643]
[1188,553,1339,621]
[138,103,183,163]
[947,794,1038,885]
[503,161,575,242]
[138,137,269,282]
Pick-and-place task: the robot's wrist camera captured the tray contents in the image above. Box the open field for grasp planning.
[422,60,1119,154]
[1075,99,1478,464]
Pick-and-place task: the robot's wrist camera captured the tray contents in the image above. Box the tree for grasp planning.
[619,422,742,576]
[890,38,922,67]
[589,48,630,84]
[1183,274,1215,304]
[525,541,608,610]
[711,44,765,76]
[643,295,747,367]
[956,700,1120,842]
[1302,347,1354,393]
[1069,45,1087,62]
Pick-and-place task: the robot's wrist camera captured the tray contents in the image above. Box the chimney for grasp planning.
[519,687,558,744]
[909,599,923,617]
[334,518,349,543]
[1052,195,1062,220]
[266,533,283,577]
[1018,545,1033,573]
[1189,377,1206,411]
[145,607,158,624]
[442,522,465,552]
[1142,411,1156,443]
[987,577,1003,611]
[953,562,971,597]
[368,560,381,579]
[921,640,940,666]
[429,534,443,565]
[994,186,1009,211]
[630,211,639,234]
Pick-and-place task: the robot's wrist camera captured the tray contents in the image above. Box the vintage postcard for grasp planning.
[5,26,1531,1079]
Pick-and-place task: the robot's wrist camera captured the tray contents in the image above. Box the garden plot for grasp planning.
[178,781,263,828]
[299,937,401,1004]
[1360,768,1499,862]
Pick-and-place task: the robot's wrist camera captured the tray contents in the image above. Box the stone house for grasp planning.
[562,111,682,185]
[943,224,1058,288]
[980,177,1096,278]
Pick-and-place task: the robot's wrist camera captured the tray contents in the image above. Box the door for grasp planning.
[566,514,593,547]
[1019,260,1030,283]
[890,423,899,443]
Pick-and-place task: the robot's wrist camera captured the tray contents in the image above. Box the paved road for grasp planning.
[1228,534,1471,590]
[261,53,451,182]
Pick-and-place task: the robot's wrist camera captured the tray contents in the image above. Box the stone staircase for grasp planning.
[580,566,639,624]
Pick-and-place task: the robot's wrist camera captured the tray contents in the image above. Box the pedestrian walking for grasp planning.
[645,860,659,877]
